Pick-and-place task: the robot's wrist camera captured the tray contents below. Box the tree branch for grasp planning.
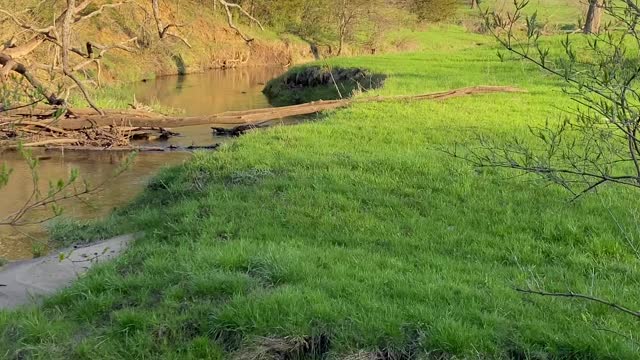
[216,0,264,43]
[150,0,191,47]
[62,0,103,115]
[73,1,132,25]
[516,287,640,319]
[0,54,64,105]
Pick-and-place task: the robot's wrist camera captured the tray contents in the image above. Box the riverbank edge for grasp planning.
[262,65,388,106]
[84,37,317,110]
[2,26,640,357]
[0,234,136,309]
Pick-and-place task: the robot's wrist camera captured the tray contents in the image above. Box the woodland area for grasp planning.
[0,0,460,150]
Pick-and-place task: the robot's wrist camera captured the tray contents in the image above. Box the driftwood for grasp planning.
[41,143,220,152]
[212,122,271,137]
[15,138,81,148]
[0,121,179,149]
[0,86,525,150]
[1,86,526,131]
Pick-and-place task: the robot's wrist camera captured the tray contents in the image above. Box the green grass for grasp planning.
[68,85,183,114]
[457,0,584,28]
[2,26,640,359]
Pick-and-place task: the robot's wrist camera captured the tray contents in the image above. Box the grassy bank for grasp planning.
[2,24,639,359]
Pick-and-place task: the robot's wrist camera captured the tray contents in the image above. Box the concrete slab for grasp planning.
[0,234,134,310]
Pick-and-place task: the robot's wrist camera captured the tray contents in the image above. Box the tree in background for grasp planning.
[333,0,373,55]
[361,4,417,54]
[583,0,603,34]
[240,0,456,56]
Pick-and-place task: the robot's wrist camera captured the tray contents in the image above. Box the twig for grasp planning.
[217,0,264,43]
[0,98,44,112]
[595,327,640,346]
[515,287,640,319]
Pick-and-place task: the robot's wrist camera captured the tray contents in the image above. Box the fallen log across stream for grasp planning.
[3,86,525,128]
[0,86,525,150]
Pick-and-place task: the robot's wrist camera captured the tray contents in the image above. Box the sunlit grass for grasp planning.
[1,26,639,359]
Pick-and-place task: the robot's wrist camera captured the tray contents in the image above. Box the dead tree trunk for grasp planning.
[0,1,135,111]
[62,0,103,115]
[151,0,165,38]
[337,0,348,56]
[216,0,264,43]
[583,0,602,34]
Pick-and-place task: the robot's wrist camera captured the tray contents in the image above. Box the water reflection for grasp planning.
[0,150,189,260]
[134,66,285,116]
[0,66,286,260]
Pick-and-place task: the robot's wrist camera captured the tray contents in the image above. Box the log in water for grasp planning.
[1,86,526,134]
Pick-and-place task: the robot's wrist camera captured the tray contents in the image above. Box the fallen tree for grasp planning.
[1,86,526,131]
[0,121,178,149]
[0,0,138,113]
[212,123,271,137]
[38,143,220,152]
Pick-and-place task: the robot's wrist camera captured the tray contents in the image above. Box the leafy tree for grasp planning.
[241,0,417,56]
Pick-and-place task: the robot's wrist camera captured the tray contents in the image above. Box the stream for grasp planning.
[0,66,286,260]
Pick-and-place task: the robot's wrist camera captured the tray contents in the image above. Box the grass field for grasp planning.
[461,0,584,26]
[2,22,640,359]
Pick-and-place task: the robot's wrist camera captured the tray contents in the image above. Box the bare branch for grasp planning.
[0,54,64,105]
[62,0,103,115]
[0,9,56,35]
[0,1,137,112]
[2,37,45,59]
[73,1,132,25]
[216,0,264,43]
[150,0,191,47]
[516,288,640,319]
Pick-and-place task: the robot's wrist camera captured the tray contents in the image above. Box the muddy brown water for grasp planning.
[0,66,286,260]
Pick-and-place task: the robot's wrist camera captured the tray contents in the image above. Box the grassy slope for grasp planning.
[0,0,312,110]
[2,20,640,360]
[472,0,584,24]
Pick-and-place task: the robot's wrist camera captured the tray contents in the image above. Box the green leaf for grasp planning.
[0,163,12,188]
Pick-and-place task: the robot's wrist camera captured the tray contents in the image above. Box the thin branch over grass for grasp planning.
[515,287,640,319]
[443,0,640,328]
[442,0,640,198]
